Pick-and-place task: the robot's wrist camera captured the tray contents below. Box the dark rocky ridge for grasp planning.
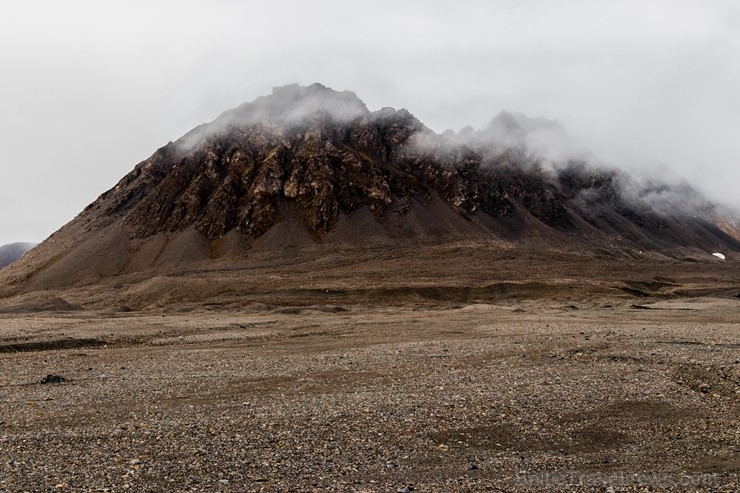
[79,84,740,245]
[0,83,738,295]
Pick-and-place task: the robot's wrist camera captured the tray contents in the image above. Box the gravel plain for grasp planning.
[0,299,738,492]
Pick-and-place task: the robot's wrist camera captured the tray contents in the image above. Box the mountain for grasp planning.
[480,110,567,144]
[0,242,36,269]
[0,83,737,308]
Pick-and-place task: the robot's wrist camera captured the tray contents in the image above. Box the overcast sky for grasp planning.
[1,0,738,245]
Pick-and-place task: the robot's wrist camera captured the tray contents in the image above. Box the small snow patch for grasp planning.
[712,252,726,260]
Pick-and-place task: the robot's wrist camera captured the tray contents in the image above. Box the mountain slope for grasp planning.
[0,83,737,300]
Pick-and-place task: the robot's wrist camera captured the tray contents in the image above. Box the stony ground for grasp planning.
[0,299,738,492]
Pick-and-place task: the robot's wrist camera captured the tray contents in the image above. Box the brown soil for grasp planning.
[2,240,738,311]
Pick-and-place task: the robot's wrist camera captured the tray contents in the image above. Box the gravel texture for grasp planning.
[0,300,738,492]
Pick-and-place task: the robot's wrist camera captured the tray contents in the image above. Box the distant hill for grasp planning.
[0,242,36,269]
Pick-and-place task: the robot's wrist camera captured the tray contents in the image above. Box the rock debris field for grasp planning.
[0,300,738,492]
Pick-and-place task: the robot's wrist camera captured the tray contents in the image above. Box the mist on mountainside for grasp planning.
[175,84,372,153]
[409,103,732,228]
[0,83,737,302]
[112,84,738,247]
[68,84,740,249]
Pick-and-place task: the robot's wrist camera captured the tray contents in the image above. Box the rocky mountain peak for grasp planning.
[174,83,373,154]
[231,83,369,126]
[487,110,526,136]
[65,85,740,250]
[2,84,737,293]
[85,88,428,241]
[480,110,568,147]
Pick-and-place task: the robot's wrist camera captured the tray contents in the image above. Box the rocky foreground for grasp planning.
[1,299,738,492]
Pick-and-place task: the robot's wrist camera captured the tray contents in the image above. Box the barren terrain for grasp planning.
[1,247,738,492]
[2,81,739,493]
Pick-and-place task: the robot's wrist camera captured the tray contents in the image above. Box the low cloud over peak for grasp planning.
[176,83,371,152]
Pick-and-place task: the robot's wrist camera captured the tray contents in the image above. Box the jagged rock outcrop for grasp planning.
[85,88,435,241]
[1,83,738,293]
